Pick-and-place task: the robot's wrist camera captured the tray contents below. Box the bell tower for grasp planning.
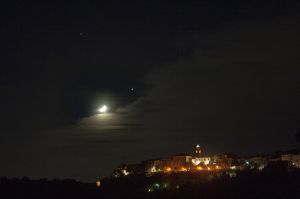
[195,144,201,158]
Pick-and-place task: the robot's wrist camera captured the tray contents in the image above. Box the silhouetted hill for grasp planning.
[1,168,300,199]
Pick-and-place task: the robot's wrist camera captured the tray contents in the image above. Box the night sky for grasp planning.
[1,1,300,181]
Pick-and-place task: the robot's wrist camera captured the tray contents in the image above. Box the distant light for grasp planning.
[165,167,172,172]
[192,158,201,165]
[131,87,134,91]
[196,144,200,148]
[122,169,129,176]
[258,165,265,171]
[204,160,210,165]
[96,180,101,188]
[180,167,187,172]
[98,105,108,113]
[150,166,157,173]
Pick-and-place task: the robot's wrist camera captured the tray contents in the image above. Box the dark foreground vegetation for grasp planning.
[1,168,300,199]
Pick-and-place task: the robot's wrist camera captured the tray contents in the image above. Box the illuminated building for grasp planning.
[280,153,300,168]
[192,157,211,166]
[195,144,201,157]
[113,164,135,177]
[112,144,299,177]
[192,144,212,166]
[144,159,164,175]
[166,154,192,171]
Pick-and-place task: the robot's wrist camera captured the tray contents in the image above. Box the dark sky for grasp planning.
[1,0,300,181]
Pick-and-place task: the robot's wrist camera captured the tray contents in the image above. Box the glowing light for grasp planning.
[180,167,187,172]
[122,169,130,176]
[98,105,108,113]
[165,167,172,172]
[216,165,220,169]
[192,158,201,165]
[150,166,157,173]
[204,159,210,165]
[196,166,203,170]
[207,167,211,171]
[258,165,265,171]
[96,180,101,188]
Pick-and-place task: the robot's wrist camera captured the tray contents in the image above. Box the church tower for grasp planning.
[195,144,201,158]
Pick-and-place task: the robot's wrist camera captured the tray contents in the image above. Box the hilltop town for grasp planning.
[113,145,300,177]
[2,145,300,199]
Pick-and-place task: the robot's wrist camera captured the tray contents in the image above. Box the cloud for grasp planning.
[79,113,128,130]
[124,14,300,152]
[59,14,300,154]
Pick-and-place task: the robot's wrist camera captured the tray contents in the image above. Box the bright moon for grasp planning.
[98,105,108,113]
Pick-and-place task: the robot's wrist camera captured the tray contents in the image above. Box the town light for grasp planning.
[96,180,101,188]
[165,167,172,172]
[122,169,129,176]
[154,183,160,188]
[192,159,201,165]
[150,166,157,173]
[204,160,210,165]
[180,167,187,172]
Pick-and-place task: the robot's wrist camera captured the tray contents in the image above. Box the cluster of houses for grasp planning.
[113,145,300,178]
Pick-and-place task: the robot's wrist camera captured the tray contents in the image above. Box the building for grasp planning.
[112,145,300,178]
[191,157,211,166]
[281,153,300,168]
[169,154,193,171]
[247,155,268,170]
[195,144,202,158]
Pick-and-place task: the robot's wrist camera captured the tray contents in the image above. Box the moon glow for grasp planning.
[98,105,108,113]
